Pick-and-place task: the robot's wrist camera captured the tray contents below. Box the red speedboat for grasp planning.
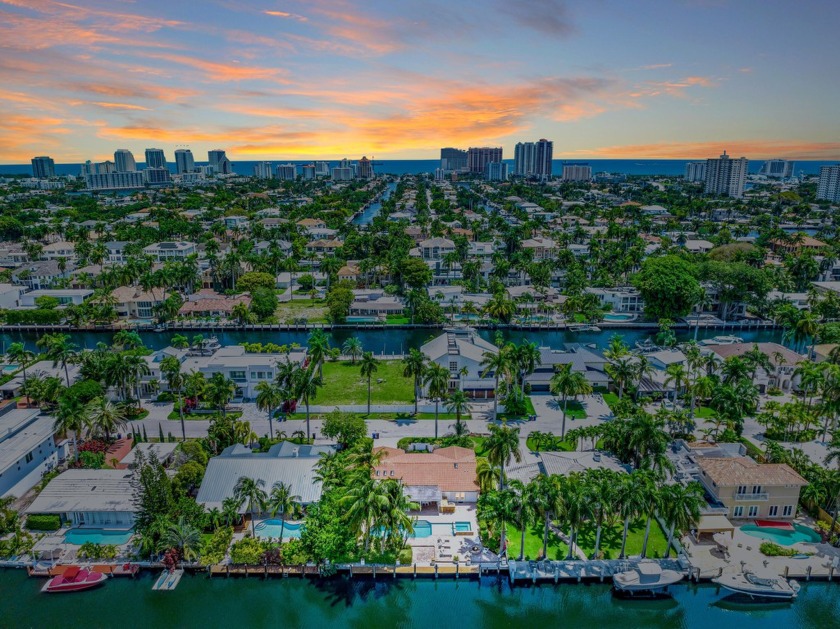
[42,566,107,593]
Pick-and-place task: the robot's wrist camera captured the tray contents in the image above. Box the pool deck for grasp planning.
[406,505,482,564]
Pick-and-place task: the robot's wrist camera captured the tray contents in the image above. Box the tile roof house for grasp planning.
[373,446,479,505]
[697,457,807,521]
[707,342,803,392]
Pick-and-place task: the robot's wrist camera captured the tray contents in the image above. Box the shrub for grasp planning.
[760,542,795,557]
[229,536,266,565]
[79,451,105,469]
[25,514,61,531]
[199,526,233,565]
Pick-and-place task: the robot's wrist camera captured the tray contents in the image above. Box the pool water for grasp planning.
[64,528,134,545]
[454,522,472,533]
[345,316,378,323]
[740,523,821,546]
[603,313,636,322]
[410,520,473,538]
[255,520,303,539]
[2,364,19,373]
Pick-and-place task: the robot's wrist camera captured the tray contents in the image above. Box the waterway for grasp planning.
[1,569,838,629]
[0,326,786,355]
[352,181,397,225]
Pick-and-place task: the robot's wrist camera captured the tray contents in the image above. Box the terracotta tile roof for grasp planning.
[709,342,802,366]
[698,457,807,487]
[373,446,478,492]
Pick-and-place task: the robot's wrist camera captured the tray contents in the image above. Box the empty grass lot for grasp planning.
[316,360,414,405]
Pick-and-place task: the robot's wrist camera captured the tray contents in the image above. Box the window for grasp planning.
[748,506,759,517]
[25,452,33,464]
[455,492,465,501]
[230,371,246,381]
[783,505,793,517]
[733,506,744,517]
[737,485,747,495]
[449,361,458,372]
[768,505,778,517]
[751,485,762,494]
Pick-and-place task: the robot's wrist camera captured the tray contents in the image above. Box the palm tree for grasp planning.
[85,397,128,441]
[637,472,660,558]
[307,329,331,379]
[160,355,186,441]
[359,352,380,415]
[445,390,470,434]
[479,487,517,557]
[423,363,449,439]
[559,474,590,560]
[341,477,390,552]
[660,482,704,558]
[233,476,267,536]
[402,348,427,416]
[508,479,534,560]
[476,458,500,493]
[266,481,302,544]
[36,333,78,386]
[529,474,558,560]
[255,381,283,439]
[342,337,363,364]
[480,349,509,420]
[587,469,617,560]
[605,355,635,399]
[615,473,645,559]
[5,343,34,405]
[294,367,321,439]
[53,401,85,462]
[485,424,522,490]
[664,363,687,405]
[205,372,236,417]
[550,365,592,438]
[160,516,201,563]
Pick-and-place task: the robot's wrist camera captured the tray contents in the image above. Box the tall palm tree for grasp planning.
[509,479,534,560]
[615,473,645,559]
[476,458,500,493]
[529,475,558,560]
[423,363,450,439]
[588,469,617,560]
[479,487,517,557]
[205,372,236,417]
[255,381,283,439]
[160,516,201,563]
[266,481,302,544]
[294,367,321,439]
[36,333,78,386]
[359,352,380,415]
[660,482,704,558]
[445,389,470,435]
[160,355,186,441]
[480,348,509,420]
[5,343,34,405]
[85,397,128,441]
[485,424,522,490]
[306,329,331,379]
[342,337,363,364]
[605,355,635,399]
[233,476,267,536]
[558,474,590,560]
[637,472,661,558]
[402,348,428,416]
[550,366,592,438]
[341,477,390,552]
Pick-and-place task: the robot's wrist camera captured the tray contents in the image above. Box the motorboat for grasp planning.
[713,568,800,600]
[568,324,601,332]
[635,337,659,353]
[612,560,684,596]
[42,566,108,593]
[700,335,744,346]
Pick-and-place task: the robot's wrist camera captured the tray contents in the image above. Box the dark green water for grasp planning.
[2,570,839,629]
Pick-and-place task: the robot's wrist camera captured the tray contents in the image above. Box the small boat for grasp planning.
[153,323,168,332]
[42,566,108,593]
[713,568,800,600]
[612,560,684,596]
[568,324,601,332]
[635,338,659,353]
[700,335,744,346]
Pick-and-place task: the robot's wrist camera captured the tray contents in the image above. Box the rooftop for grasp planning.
[697,457,807,488]
[373,446,478,492]
[27,469,136,514]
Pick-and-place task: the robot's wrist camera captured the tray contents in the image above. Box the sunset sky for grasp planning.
[2,0,839,163]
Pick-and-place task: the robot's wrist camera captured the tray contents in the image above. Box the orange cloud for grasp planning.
[263,10,307,21]
[136,52,288,82]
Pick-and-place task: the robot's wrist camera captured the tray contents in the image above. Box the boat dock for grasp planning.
[506,558,689,584]
[152,568,184,591]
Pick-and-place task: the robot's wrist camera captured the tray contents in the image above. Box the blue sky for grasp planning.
[1,0,838,162]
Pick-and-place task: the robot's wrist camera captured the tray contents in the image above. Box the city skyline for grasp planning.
[2,0,840,163]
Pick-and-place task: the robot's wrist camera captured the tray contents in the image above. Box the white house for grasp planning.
[26,469,135,527]
[0,407,58,498]
[142,241,197,262]
[420,328,498,398]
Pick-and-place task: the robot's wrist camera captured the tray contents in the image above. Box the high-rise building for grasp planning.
[97,160,115,174]
[208,149,233,175]
[514,139,553,179]
[253,162,273,179]
[684,162,706,182]
[276,163,297,181]
[315,161,330,176]
[31,156,55,179]
[302,164,316,180]
[467,147,503,174]
[145,148,167,169]
[85,171,145,190]
[561,163,592,182]
[484,161,509,181]
[760,159,794,179]
[440,148,468,173]
[143,168,171,185]
[704,151,748,198]
[174,149,195,174]
[817,165,840,203]
[358,156,373,179]
[331,167,353,181]
[113,149,137,172]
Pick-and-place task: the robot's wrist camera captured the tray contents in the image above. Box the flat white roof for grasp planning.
[27,469,135,514]
[0,409,54,471]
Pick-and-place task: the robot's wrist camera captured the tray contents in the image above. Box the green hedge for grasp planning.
[2,309,63,325]
[26,514,61,531]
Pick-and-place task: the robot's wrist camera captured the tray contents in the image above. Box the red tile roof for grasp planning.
[373,446,478,492]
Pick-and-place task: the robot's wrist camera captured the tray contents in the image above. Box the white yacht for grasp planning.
[713,568,800,600]
[699,335,744,346]
[612,560,684,596]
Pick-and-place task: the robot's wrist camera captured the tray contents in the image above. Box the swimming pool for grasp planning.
[255,520,303,539]
[345,316,378,323]
[2,365,19,373]
[64,528,134,545]
[740,523,821,546]
[603,313,636,322]
[409,520,473,539]
[454,522,472,534]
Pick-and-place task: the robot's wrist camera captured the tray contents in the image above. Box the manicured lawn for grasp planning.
[603,393,619,409]
[526,435,575,452]
[168,411,243,421]
[498,396,536,421]
[316,360,414,405]
[288,411,458,421]
[573,518,671,559]
[562,400,587,420]
[694,406,716,418]
[504,522,569,560]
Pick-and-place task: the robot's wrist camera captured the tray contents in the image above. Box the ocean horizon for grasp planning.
[1,159,834,178]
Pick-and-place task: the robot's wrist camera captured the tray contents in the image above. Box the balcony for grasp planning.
[735,492,769,501]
